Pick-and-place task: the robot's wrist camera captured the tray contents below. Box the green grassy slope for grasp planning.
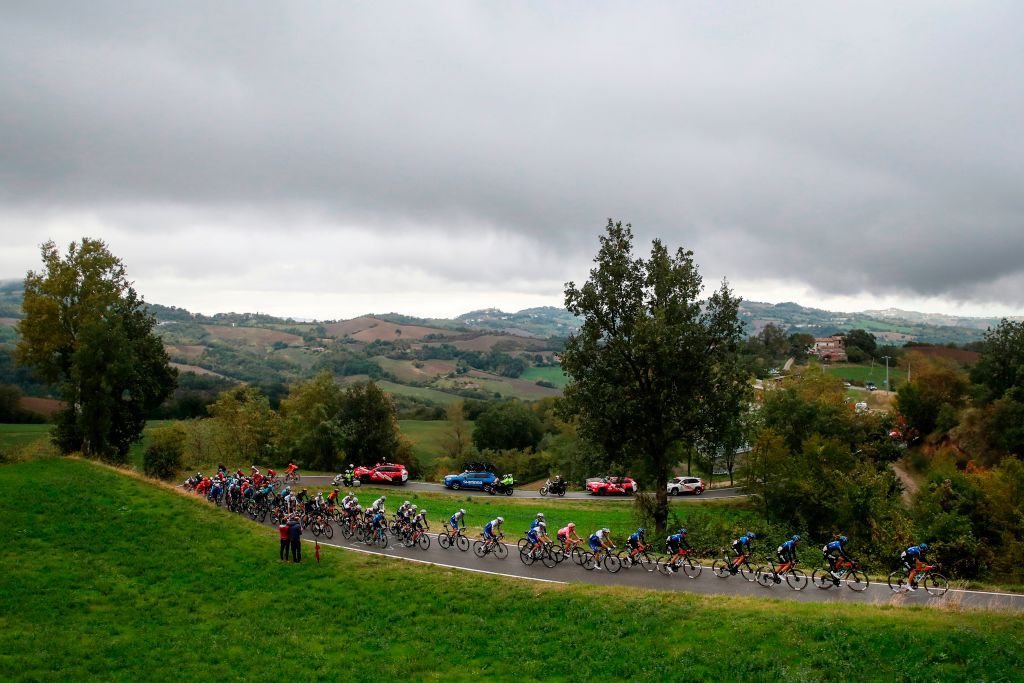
[2,458,1022,681]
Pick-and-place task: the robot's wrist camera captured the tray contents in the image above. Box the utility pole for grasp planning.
[881,355,892,391]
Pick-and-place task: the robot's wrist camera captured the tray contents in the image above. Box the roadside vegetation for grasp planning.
[3,458,1022,682]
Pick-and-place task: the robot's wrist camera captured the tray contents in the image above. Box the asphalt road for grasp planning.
[261,514,1024,612]
[298,477,747,501]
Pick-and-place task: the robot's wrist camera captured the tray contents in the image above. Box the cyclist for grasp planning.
[286,461,299,478]
[266,468,277,480]
[396,500,411,522]
[626,527,647,562]
[527,518,550,553]
[730,531,756,573]
[484,516,504,545]
[250,465,260,477]
[448,508,467,535]
[371,495,386,514]
[557,522,582,549]
[823,535,853,574]
[776,535,801,574]
[665,528,692,571]
[327,488,339,508]
[901,543,929,590]
[530,513,545,532]
[589,528,614,570]
[412,508,429,533]
[371,507,387,540]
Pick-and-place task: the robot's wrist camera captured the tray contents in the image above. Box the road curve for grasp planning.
[298,477,747,501]
[258,515,1024,612]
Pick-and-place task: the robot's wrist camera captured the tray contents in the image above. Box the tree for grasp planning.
[208,386,279,464]
[559,220,749,531]
[441,401,472,461]
[277,372,348,471]
[896,353,969,436]
[472,401,543,452]
[339,381,403,465]
[143,423,186,480]
[972,319,1024,402]
[15,239,176,461]
[843,329,878,357]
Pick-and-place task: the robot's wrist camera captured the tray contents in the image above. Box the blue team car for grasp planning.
[443,470,498,491]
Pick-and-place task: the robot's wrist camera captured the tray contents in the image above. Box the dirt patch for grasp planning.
[164,344,207,361]
[170,362,229,379]
[322,316,453,341]
[448,334,551,352]
[890,460,920,506]
[19,396,64,417]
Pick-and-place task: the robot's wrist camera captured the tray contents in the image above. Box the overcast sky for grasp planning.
[2,2,1023,320]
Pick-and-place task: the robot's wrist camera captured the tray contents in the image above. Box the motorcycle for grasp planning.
[539,479,567,497]
[486,480,515,496]
[332,472,361,487]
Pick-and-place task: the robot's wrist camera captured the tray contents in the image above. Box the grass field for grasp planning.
[824,363,908,390]
[398,419,473,474]
[2,458,1022,681]
[0,423,51,449]
[519,365,570,389]
[377,380,463,405]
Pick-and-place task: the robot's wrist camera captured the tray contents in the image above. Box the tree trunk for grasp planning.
[654,464,669,534]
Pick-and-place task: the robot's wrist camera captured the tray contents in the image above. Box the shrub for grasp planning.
[144,424,186,480]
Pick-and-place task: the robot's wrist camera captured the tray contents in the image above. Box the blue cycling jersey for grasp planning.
[826,540,844,552]
[906,545,924,557]
[628,531,644,543]
[779,539,797,554]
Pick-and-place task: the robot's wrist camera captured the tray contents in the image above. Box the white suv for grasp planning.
[667,476,705,496]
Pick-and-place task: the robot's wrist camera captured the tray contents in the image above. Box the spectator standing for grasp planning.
[288,516,303,563]
[278,520,290,561]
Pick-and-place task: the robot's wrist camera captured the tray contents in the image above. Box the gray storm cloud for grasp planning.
[1,1,1023,313]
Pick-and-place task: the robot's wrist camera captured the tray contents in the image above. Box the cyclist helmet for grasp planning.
[792,535,801,542]
[747,531,756,539]
[497,516,504,523]
[919,543,929,551]
[381,495,386,500]
[638,527,646,535]
[679,528,688,536]
[536,512,545,519]
[460,508,466,515]
[602,527,610,533]
[839,535,848,543]
[568,522,576,529]
[411,505,418,511]
[420,509,426,515]
[404,500,410,506]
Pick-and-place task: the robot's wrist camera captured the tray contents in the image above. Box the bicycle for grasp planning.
[473,533,509,560]
[438,524,470,552]
[712,549,757,581]
[887,564,948,596]
[812,558,869,591]
[403,525,431,550]
[365,525,389,549]
[617,543,657,572]
[755,557,808,590]
[552,538,585,565]
[284,470,301,484]
[309,514,334,539]
[657,549,702,579]
[519,541,559,568]
[583,545,621,573]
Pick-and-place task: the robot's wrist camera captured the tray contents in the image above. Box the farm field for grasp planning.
[0,423,51,449]
[398,419,470,473]
[824,363,908,390]
[519,365,569,389]
[376,380,462,406]
[2,458,1022,681]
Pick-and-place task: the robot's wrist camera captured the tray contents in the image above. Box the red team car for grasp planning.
[353,462,409,485]
[585,476,638,496]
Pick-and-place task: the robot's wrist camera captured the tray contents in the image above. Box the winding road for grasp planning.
[254,512,1024,612]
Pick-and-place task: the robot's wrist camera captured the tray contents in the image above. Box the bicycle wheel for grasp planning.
[657,557,674,576]
[812,568,834,590]
[582,553,596,570]
[322,522,334,539]
[887,570,908,593]
[473,541,486,558]
[456,535,469,552]
[519,546,536,566]
[493,542,508,560]
[541,546,558,568]
[740,563,758,582]
[847,569,869,592]
[439,533,451,549]
[755,566,775,588]
[402,533,415,548]
[712,559,731,579]
[682,558,702,579]
[418,534,430,550]
[571,547,586,566]
[924,573,949,597]
[517,538,529,552]
[378,532,389,549]
[786,568,808,591]
[604,553,621,573]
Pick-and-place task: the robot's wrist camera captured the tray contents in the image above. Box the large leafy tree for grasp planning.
[559,220,749,531]
[16,239,176,462]
[472,401,543,452]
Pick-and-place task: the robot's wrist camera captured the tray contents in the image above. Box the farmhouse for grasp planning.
[812,335,848,362]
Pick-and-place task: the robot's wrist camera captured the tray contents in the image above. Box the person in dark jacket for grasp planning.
[288,516,303,562]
